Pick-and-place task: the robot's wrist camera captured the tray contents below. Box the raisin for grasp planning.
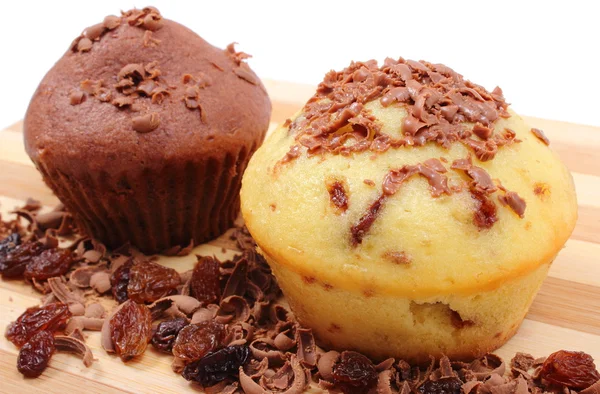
[111,259,133,303]
[16,330,55,378]
[24,248,73,280]
[0,232,21,256]
[5,302,71,347]
[182,344,250,386]
[418,377,462,394]
[332,351,378,394]
[190,256,221,305]
[0,241,44,278]
[172,321,225,362]
[151,317,189,353]
[109,300,153,361]
[539,350,600,389]
[127,260,180,303]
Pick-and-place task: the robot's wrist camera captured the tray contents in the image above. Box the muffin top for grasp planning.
[24,7,271,176]
[241,57,578,297]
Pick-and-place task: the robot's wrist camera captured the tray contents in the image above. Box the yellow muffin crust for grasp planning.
[266,249,549,363]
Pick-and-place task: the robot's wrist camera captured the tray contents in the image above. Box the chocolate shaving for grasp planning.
[161,239,194,257]
[222,255,249,299]
[90,271,111,294]
[55,335,95,367]
[226,43,252,65]
[190,305,218,324]
[132,112,160,133]
[151,87,170,104]
[69,90,86,105]
[103,15,121,30]
[249,339,286,366]
[451,157,502,229]
[123,6,163,31]
[351,195,385,246]
[234,66,259,85]
[531,128,550,145]
[498,191,527,218]
[118,64,145,85]
[217,295,251,324]
[240,356,307,394]
[226,321,254,346]
[273,330,295,351]
[85,302,105,319]
[66,316,104,335]
[69,264,108,288]
[75,37,92,52]
[149,295,201,316]
[317,351,340,381]
[451,156,496,194]
[296,328,317,368]
[35,211,65,230]
[84,23,106,41]
[48,277,85,305]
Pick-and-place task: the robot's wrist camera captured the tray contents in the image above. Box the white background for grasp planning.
[1,0,599,129]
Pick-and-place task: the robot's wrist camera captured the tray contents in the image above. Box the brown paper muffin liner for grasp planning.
[35,144,254,254]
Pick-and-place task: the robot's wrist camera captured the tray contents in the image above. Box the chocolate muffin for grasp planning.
[24,7,271,253]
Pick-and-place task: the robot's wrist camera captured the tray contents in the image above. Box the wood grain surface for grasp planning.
[0,80,599,393]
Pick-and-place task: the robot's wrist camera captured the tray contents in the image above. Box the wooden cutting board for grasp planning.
[0,80,599,393]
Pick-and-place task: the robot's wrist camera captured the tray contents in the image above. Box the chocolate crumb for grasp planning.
[76,37,93,52]
[383,251,412,265]
[103,15,121,30]
[132,112,160,133]
[533,182,550,199]
[69,90,86,105]
[84,23,106,41]
[531,128,550,145]
[95,88,112,102]
[143,30,161,47]
[472,190,498,229]
[327,181,349,213]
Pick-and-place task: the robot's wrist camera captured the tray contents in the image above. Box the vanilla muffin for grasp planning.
[240,58,577,363]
